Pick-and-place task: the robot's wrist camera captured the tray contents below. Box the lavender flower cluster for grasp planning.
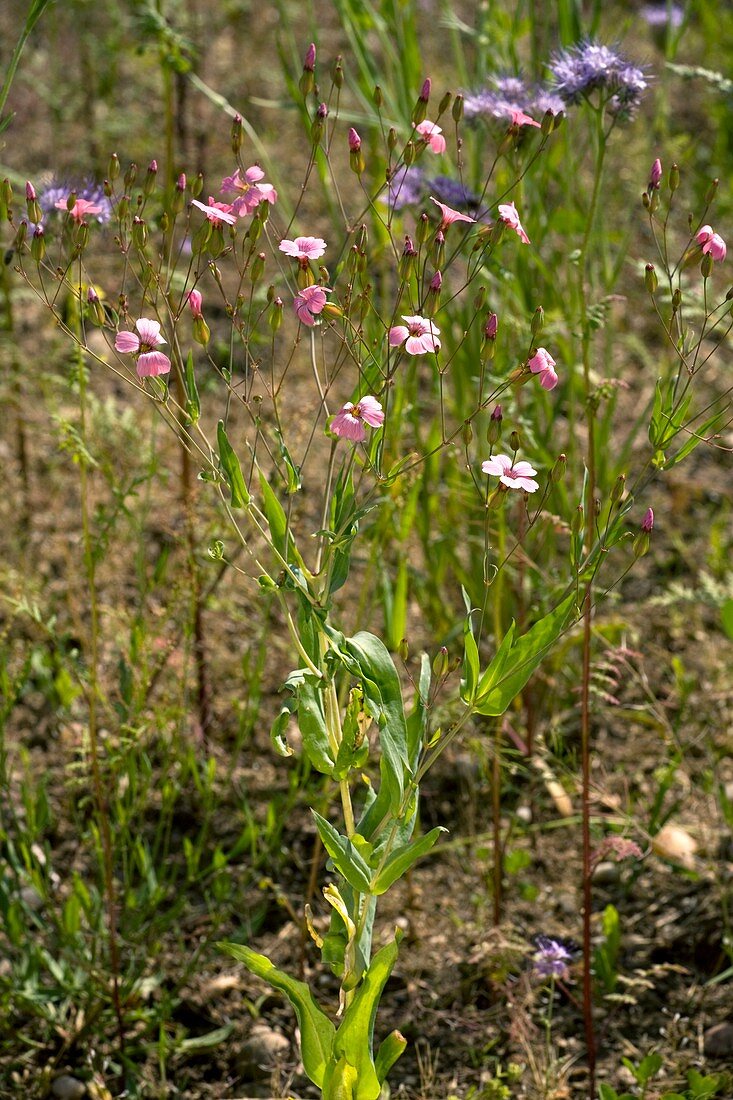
[388,166,485,215]
[463,75,564,125]
[38,180,114,225]
[548,40,648,117]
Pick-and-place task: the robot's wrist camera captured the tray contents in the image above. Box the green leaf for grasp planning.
[371,827,446,894]
[474,593,577,716]
[323,1054,359,1100]
[327,932,403,1100]
[217,421,249,507]
[270,700,296,758]
[218,943,334,1087]
[312,811,373,894]
[259,469,302,566]
[374,1029,407,1084]
[178,1024,234,1052]
[183,350,200,422]
[277,668,334,774]
[721,598,733,641]
[461,596,480,704]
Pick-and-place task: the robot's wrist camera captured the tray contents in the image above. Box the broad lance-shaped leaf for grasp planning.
[276,669,334,774]
[375,1030,407,1084]
[183,350,200,421]
[217,421,249,507]
[322,932,403,1100]
[474,593,577,716]
[218,942,334,1088]
[312,810,373,894]
[258,468,305,569]
[370,826,446,895]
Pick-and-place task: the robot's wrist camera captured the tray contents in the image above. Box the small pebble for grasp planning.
[704,1022,733,1058]
[592,861,620,885]
[51,1076,86,1100]
[515,805,533,825]
[241,1023,289,1067]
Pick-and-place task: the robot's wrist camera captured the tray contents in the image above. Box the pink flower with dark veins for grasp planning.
[191,197,237,226]
[115,318,171,378]
[415,119,446,154]
[696,224,726,262]
[430,197,476,230]
[221,166,278,216]
[498,201,530,244]
[331,396,385,442]
[528,347,559,390]
[482,454,539,492]
[389,314,441,355]
[279,236,327,263]
[293,284,330,326]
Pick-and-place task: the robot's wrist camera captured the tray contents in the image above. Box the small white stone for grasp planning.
[51,1076,86,1099]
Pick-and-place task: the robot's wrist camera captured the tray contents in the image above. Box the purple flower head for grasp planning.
[39,179,114,226]
[548,40,649,118]
[641,2,684,29]
[427,175,483,216]
[532,935,576,979]
[387,165,426,210]
[464,73,566,124]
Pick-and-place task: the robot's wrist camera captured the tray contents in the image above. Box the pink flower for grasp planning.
[54,196,104,223]
[415,120,446,154]
[115,317,171,378]
[509,108,541,128]
[696,224,726,262]
[279,236,327,263]
[482,454,539,493]
[293,284,330,325]
[528,347,559,390]
[187,290,203,318]
[388,314,441,355]
[191,197,237,226]
[498,201,530,245]
[331,396,385,441]
[221,166,278,216]
[430,197,476,230]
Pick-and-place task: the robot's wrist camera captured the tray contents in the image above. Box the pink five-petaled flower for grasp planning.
[331,396,385,442]
[415,119,446,154]
[498,201,531,244]
[389,314,441,355]
[509,108,541,128]
[482,454,539,493]
[430,197,476,230]
[528,347,559,390]
[293,284,330,326]
[54,196,104,223]
[221,166,278,216]
[279,236,327,264]
[696,224,727,262]
[191,197,237,226]
[115,318,171,378]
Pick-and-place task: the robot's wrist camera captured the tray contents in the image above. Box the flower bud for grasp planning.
[438,90,452,115]
[65,191,77,212]
[349,128,365,174]
[411,81,429,125]
[642,191,651,210]
[387,126,397,151]
[452,93,464,123]
[701,252,713,278]
[416,211,430,245]
[420,77,431,103]
[191,172,204,198]
[398,638,409,662]
[117,194,130,219]
[645,263,658,293]
[610,473,626,503]
[485,311,498,340]
[75,220,90,252]
[143,160,158,196]
[671,288,682,311]
[398,237,417,280]
[649,157,662,191]
[132,216,147,249]
[669,163,680,192]
[403,140,415,166]
[649,190,659,213]
[641,506,654,532]
[87,286,106,326]
[251,251,266,284]
[1,178,12,208]
[551,453,566,483]
[311,119,324,145]
[633,530,651,558]
[30,225,45,261]
[300,42,316,95]
[487,404,502,444]
[25,180,36,202]
[432,645,449,678]
[193,314,210,345]
[231,114,243,155]
[108,153,120,181]
[332,56,344,88]
[531,305,544,336]
[541,109,558,135]
[571,505,584,538]
[509,430,521,452]
[269,296,283,332]
[424,269,442,316]
[124,162,137,190]
[705,178,719,204]
[374,85,383,108]
[432,229,445,268]
[461,420,473,446]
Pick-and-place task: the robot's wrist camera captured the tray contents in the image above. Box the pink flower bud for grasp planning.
[430,270,442,291]
[402,236,416,256]
[304,42,316,71]
[317,101,328,119]
[87,286,99,303]
[420,77,432,102]
[348,127,362,151]
[641,507,654,532]
[187,289,203,318]
[491,404,503,421]
[176,173,186,192]
[148,160,158,174]
[649,157,662,190]
[25,180,36,201]
[485,312,498,340]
